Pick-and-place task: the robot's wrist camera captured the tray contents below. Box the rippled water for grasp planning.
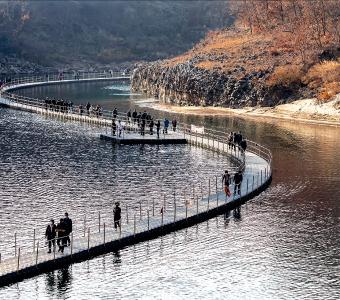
[1,81,340,299]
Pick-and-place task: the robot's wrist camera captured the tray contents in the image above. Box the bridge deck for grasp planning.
[0,76,272,287]
[0,150,269,285]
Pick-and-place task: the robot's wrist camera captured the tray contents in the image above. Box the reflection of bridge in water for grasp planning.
[0,75,272,287]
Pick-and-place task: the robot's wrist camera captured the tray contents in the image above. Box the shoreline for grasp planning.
[138,97,340,127]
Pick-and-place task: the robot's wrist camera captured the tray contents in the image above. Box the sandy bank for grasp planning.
[139,95,340,127]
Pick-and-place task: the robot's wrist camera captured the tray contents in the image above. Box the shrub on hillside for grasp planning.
[268,65,303,87]
[304,60,340,102]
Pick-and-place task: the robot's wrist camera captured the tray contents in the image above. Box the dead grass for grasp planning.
[160,29,339,101]
[268,65,304,87]
[304,60,340,102]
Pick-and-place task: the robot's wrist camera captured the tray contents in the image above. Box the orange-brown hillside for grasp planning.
[162,29,340,102]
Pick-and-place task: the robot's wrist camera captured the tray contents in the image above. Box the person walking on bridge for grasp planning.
[132,109,137,124]
[56,219,66,253]
[113,202,121,230]
[222,170,231,198]
[234,170,243,196]
[163,118,169,134]
[156,120,161,139]
[45,219,56,253]
[63,212,72,247]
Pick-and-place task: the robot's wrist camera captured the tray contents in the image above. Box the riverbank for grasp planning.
[139,95,340,127]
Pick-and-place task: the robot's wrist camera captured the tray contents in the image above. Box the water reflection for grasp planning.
[45,267,72,298]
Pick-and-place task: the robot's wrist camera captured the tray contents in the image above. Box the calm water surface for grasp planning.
[1,81,339,299]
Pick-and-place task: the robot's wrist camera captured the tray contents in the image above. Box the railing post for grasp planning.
[252,175,255,190]
[87,228,90,252]
[71,233,73,256]
[161,209,164,227]
[103,223,106,245]
[173,191,176,222]
[208,179,211,210]
[247,178,249,194]
[152,198,155,217]
[35,242,39,266]
[201,182,203,200]
[216,176,218,207]
[33,229,36,253]
[17,247,20,272]
[163,194,166,212]
[147,210,150,230]
[53,238,56,261]
[14,232,17,257]
[134,214,136,237]
[83,215,86,237]
[185,200,188,220]
[98,212,101,233]
[261,169,263,184]
[126,204,129,224]
[196,195,199,215]
[139,201,142,220]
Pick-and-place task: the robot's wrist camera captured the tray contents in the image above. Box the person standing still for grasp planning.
[113,202,121,230]
[45,219,56,253]
[63,212,72,247]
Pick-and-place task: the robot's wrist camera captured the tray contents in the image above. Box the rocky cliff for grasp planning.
[131,61,282,108]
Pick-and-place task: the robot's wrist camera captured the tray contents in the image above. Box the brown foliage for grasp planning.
[232,0,340,62]
[268,65,304,87]
[304,60,340,101]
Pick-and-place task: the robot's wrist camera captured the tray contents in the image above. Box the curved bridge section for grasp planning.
[0,75,272,287]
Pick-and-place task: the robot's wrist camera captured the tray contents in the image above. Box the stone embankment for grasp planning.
[131,61,277,108]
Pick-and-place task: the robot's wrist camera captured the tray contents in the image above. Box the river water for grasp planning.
[1,81,339,299]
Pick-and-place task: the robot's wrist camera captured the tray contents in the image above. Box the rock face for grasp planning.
[131,62,277,108]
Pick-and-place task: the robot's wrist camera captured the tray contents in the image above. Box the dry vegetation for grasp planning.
[162,0,340,101]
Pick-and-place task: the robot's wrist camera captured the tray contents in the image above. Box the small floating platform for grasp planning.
[100,133,188,145]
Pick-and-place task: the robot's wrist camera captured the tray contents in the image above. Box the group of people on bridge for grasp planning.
[111,107,177,139]
[228,131,247,152]
[44,97,74,113]
[45,212,72,254]
[78,102,103,117]
[222,169,244,198]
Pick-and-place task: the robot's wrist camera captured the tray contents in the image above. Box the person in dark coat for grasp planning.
[149,118,154,135]
[222,170,231,198]
[234,170,243,196]
[156,120,161,139]
[112,119,117,136]
[63,212,72,247]
[113,202,121,230]
[132,109,137,124]
[240,139,247,151]
[45,219,56,253]
[172,119,177,132]
[86,102,91,116]
[56,219,66,253]
[112,107,118,119]
[140,119,146,136]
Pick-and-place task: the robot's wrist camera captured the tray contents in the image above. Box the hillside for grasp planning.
[131,0,340,107]
[0,1,231,70]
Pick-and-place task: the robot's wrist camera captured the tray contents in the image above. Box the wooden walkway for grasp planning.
[0,76,272,287]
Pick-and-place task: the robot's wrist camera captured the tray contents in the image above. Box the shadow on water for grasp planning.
[45,267,72,298]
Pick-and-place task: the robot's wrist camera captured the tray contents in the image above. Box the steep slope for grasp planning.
[0,1,232,67]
